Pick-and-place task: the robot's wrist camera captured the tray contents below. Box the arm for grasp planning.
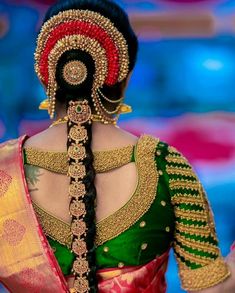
[162,145,232,292]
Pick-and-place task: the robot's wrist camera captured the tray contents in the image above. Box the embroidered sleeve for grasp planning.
[165,146,230,291]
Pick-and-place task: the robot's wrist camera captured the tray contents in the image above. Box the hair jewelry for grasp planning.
[67,100,91,293]
[35,9,130,122]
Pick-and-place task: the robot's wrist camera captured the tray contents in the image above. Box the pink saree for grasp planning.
[0,137,169,293]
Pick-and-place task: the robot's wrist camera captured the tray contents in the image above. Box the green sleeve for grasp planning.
[162,145,230,291]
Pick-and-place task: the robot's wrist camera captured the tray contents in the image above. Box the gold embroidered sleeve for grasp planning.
[166,146,230,291]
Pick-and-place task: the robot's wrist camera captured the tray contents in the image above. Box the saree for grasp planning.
[0,137,169,293]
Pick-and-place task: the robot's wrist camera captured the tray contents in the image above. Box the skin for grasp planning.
[23,75,235,291]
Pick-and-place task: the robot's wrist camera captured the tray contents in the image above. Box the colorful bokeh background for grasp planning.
[0,0,235,292]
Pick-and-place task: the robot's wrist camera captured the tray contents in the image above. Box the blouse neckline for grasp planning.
[25,135,159,246]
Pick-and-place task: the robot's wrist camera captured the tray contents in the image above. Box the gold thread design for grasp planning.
[172,192,201,199]
[166,155,189,166]
[32,201,72,248]
[24,144,134,174]
[172,196,205,207]
[31,135,160,248]
[174,244,213,266]
[175,233,219,255]
[175,222,210,237]
[63,60,88,86]
[179,257,230,291]
[169,179,199,191]
[174,206,208,222]
[166,166,197,179]
[95,135,159,246]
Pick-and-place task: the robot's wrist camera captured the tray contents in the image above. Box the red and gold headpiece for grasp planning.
[34,9,130,124]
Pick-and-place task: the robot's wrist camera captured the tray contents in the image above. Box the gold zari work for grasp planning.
[31,135,159,247]
[96,135,159,246]
[24,144,134,174]
[169,179,199,191]
[180,257,230,291]
[174,207,208,222]
[166,155,190,166]
[166,166,197,179]
[32,201,72,248]
[174,244,214,266]
[165,147,229,290]
[175,222,211,237]
[175,233,219,255]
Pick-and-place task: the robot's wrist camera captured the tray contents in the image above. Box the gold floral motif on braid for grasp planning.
[166,166,197,179]
[95,135,159,246]
[179,257,230,291]
[169,179,199,191]
[24,144,134,174]
[35,9,129,83]
[32,202,72,248]
[174,244,213,266]
[175,233,219,255]
[172,196,205,207]
[175,222,211,237]
[174,206,208,222]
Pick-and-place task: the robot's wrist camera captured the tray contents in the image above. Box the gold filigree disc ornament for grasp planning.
[63,60,88,86]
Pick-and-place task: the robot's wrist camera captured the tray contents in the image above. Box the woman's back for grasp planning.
[23,123,139,224]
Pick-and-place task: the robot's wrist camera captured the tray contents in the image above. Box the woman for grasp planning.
[0,0,234,292]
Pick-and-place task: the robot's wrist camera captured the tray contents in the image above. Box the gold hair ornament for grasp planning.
[67,100,92,293]
[35,9,130,123]
[63,60,88,86]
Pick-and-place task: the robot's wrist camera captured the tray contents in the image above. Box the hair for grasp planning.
[43,1,138,291]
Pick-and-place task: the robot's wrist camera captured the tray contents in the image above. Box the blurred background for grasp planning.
[0,0,235,292]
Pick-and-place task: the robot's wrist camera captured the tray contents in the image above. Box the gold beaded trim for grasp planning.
[175,222,211,237]
[35,9,129,84]
[174,206,208,222]
[174,244,213,266]
[171,195,205,207]
[31,135,159,248]
[169,179,199,191]
[175,233,219,255]
[166,155,189,166]
[24,144,134,174]
[32,201,72,248]
[166,166,197,179]
[95,135,159,246]
[179,257,230,291]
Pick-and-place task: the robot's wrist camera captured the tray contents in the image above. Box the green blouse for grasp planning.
[23,135,230,291]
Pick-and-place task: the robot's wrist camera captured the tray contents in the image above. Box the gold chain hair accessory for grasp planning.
[35,9,130,122]
[67,100,91,293]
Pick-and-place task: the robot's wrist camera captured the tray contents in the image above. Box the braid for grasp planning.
[67,111,98,292]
